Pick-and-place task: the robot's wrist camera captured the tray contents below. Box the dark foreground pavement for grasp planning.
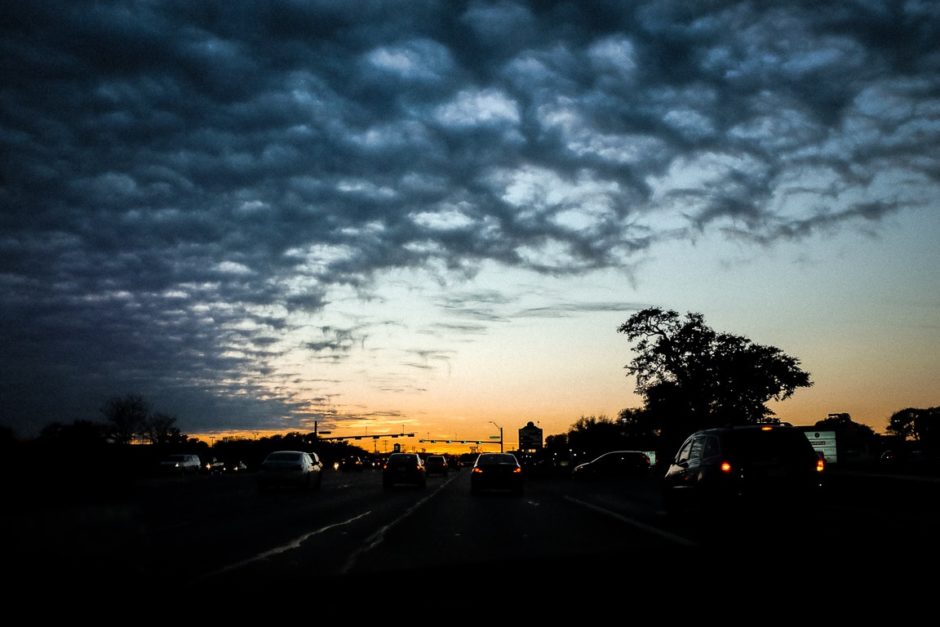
[5,467,940,604]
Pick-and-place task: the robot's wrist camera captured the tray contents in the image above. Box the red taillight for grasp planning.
[513,467,522,474]
[816,459,825,472]
[472,467,482,474]
[382,464,388,470]
[720,461,732,473]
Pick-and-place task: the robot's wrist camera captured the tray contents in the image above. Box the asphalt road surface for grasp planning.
[6,467,940,597]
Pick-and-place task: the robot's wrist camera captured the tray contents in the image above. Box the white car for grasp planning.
[159,454,201,475]
[259,450,323,491]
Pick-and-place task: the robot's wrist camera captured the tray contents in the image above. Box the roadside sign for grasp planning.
[804,430,838,464]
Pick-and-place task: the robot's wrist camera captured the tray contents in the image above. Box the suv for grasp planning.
[662,425,824,512]
[425,455,449,476]
[382,453,426,489]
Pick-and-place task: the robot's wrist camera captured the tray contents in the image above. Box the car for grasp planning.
[258,450,323,491]
[382,453,426,489]
[158,454,201,475]
[224,459,248,473]
[458,453,479,470]
[425,455,449,476]
[201,456,225,475]
[662,424,824,513]
[572,450,651,480]
[471,453,524,495]
[339,455,365,472]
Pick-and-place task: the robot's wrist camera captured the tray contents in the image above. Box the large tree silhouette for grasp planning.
[618,308,812,446]
[101,394,150,445]
[887,407,940,450]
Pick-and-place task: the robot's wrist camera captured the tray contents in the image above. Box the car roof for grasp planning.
[693,424,796,436]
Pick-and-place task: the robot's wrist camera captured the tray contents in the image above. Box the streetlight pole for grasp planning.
[489,421,504,453]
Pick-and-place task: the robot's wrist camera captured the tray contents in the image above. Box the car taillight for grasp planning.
[472,467,482,474]
[816,459,825,472]
[720,461,732,473]
[513,467,522,474]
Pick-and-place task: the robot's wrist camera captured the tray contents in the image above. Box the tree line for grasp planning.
[546,307,938,465]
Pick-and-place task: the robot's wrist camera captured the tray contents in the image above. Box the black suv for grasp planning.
[382,453,426,489]
[662,425,824,512]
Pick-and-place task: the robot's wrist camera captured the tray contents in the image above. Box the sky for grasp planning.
[2,0,939,442]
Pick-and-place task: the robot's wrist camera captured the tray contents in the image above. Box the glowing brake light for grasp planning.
[760,426,773,431]
[472,467,483,474]
[720,461,732,473]
[816,458,825,472]
[513,466,522,474]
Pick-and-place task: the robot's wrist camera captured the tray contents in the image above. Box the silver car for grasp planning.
[259,450,323,491]
[159,454,201,475]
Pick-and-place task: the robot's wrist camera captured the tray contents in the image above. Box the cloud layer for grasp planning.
[2,1,938,432]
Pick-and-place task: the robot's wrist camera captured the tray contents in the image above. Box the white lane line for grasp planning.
[564,495,697,548]
[340,474,458,574]
[200,510,372,580]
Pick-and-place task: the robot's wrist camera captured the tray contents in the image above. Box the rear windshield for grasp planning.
[477,454,518,465]
[388,454,417,465]
[724,430,815,463]
[266,452,302,462]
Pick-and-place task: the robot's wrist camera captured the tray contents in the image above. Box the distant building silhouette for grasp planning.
[518,421,543,452]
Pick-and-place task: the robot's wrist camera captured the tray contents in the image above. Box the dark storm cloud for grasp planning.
[2,0,938,432]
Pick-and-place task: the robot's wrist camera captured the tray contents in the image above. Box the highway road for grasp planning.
[6,467,940,596]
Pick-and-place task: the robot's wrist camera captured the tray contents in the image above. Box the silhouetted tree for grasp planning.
[618,407,660,445]
[544,433,568,453]
[101,394,150,444]
[568,415,627,457]
[145,412,182,446]
[618,307,812,447]
[888,408,918,440]
[813,413,878,459]
[888,407,940,450]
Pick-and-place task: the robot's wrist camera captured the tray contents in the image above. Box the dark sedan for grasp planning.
[572,450,651,480]
[471,453,524,495]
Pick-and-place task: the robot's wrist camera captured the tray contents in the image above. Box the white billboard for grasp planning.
[803,430,837,464]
